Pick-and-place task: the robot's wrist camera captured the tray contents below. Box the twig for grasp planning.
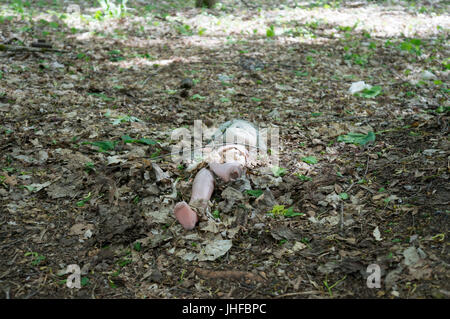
[358,184,376,194]
[273,290,321,298]
[0,44,68,53]
[243,283,262,299]
[363,155,370,178]
[345,181,355,193]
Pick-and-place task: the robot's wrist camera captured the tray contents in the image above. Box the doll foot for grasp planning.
[174,201,198,230]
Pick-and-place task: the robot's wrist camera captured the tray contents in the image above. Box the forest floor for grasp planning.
[0,0,448,299]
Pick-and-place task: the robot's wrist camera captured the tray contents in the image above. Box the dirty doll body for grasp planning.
[173,121,260,230]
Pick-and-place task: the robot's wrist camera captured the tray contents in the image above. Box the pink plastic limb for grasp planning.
[209,162,243,182]
[190,168,215,204]
[173,168,215,230]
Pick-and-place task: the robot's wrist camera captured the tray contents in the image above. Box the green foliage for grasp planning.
[399,38,422,56]
[76,193,92,207]
[301,156,318,164]
[246,189,263,198]
[339,193,349,200]
[212,210,220,219]
[133,242,142,251]
[283,207,304,217]
[84,162,95,173]
[121,135,157,145]
[295,70,308,77]
[117,258,132,267]
[266,25,275,37]
[296,174,312,181]
[324,274,347,297]
[344,52,369,66]
[88,92,114,101]
[82,140,117,152]
[337,131,376,146]
[268,205,304,218]
[356,85,382,98]
[191,94,206,100]
[10,0,31,14]
[25,252,46,266]
[98,0,128,19]
[177,24,193,36]
[108,49,125,62]
[271,166,286,177]
[111,115,141,125]
[81,277,90,287]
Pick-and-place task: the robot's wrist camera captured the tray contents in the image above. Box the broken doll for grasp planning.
[173,120,262,230]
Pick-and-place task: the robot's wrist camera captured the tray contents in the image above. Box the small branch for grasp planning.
[0,44,68,53]
[273,290,322,298]
[363,155,370,178]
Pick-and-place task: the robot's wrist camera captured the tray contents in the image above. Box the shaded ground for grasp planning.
[0,0,448,299]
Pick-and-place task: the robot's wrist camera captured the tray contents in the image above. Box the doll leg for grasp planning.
[173,168,215,230]
[209,162,243,182]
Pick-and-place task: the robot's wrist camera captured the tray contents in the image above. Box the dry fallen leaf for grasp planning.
[373,226,383,241]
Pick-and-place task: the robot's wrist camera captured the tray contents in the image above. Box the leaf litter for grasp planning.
[0,0,449,299]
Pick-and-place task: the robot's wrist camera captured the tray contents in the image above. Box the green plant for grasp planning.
[301,156,318,164]
[191,94,205,100]
[81,277,89,286]
[177,24,193,36]
[337,131,376,146]
[296,174,312,181]
[356,86,382,98]
[76,192,92,207]
[82,140,117,152]
[108,49,125,62]
[339,193,349,200]
[266,25,275,37]
[84,162,95,173]
[212,210,220,219]
[117,258,132,267]
[179,269,186,282]
[268,205,304,218]
[343,53,368,66]
[271,166,286,177]
[323,274,347,297]
[98,0,128,18]
[133,242,142,251]
[399,38,422,56]
[25,252,46,266]
[111,115,141,125]
[121,135,157,145]
[246,189,263,198]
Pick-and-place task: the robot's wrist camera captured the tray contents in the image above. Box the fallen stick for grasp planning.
[0,44,69,53]
[195,268,266,283]
[273,291,322,298]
